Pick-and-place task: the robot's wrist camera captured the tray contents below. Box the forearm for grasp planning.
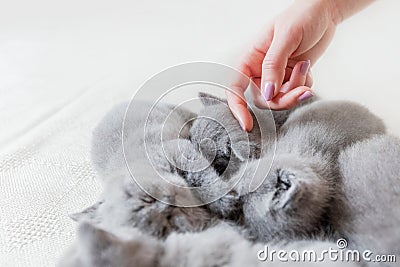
[327,0,376,25]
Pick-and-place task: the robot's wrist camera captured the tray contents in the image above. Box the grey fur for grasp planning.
[242,100,386,242]
[189,92,276,178]
[63,94,396,267]
[186,93,318,220]
[85,101,217,239]
[189,93,316,178]
[91,101,196,181]
[339,135,400,262]
[79,139,217,239]
[60,222,361,267]
[60,223,162,267]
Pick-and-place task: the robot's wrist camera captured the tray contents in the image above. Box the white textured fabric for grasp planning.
[0,89,119,266]
[1,0,400,266]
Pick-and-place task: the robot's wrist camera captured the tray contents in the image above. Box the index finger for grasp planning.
[226,63,254,131]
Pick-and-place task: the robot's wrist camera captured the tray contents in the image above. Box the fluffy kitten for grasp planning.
[65,96,392,267]
[189,92,305,178]
[189,92,317,177]
[71,155,215,239]
[242,100,386,242]
[80,101,217,239]
[187,93,317,220]
[189,97,386,242]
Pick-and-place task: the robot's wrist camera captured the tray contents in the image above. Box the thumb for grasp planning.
[261,34,298,101]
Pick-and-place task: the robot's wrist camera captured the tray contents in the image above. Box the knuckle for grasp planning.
[262,58,280,71]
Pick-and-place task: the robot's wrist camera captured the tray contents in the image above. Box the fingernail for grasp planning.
[280,83,290,93]
[298,91,313,102]
[300,60,310,76]
[262,82,275,101]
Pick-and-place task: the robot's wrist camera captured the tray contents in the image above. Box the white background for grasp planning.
[1,0,400,146]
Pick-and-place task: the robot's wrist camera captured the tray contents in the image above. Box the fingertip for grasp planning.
[231,105,253,132]
[243,114,254,132]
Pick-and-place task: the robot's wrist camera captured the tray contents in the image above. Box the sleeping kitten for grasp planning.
[189,92,315,178]
[190,98,386,242]
[79,101,219,238]
[74,138,217,239]
[63,95,391,267]
[338,135,400,263]
[242,100,386,242]
[187,93,316,220]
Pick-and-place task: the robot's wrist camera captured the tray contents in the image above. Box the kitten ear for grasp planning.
[272,169,298,210]
[69,201,103,222]
[77,222,119,262]
[78,222,116,244]
[231,140,250,161]
[198,92,227,106]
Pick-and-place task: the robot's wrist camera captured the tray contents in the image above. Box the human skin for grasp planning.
[226,0,375,131]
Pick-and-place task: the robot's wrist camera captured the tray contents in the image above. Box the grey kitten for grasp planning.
[189,92,309,178]
[189,93,267,178]
[185,93,300,220]
[242,100,386,242]
[187,92,316,221]
[71,152,215,239]
[78,101,217,239]
[339,135,400,262]
[189,98,385,241]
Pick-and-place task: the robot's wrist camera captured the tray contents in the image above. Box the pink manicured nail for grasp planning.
[298,91,313,102]
[300,60,310,76]
[262,83,275,101]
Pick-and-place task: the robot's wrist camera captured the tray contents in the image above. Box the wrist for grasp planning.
[326,0,376,25]
[292,0,343,26]
[326,0,344,25]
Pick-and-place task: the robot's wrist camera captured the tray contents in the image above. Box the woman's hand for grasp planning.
[226,0,363,131]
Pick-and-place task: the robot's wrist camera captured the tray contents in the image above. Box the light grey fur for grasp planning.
[81,101,217,239]
[76,139,217,239]
[91,101,196,182]
[339,135,400,263]
[60,222,361,267]
[60,223,162,267]
[63,95,395,267]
